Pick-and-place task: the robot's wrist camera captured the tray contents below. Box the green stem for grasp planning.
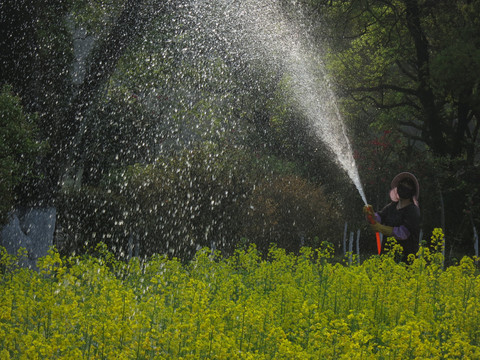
[239,305,246,352]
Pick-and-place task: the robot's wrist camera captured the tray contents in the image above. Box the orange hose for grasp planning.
[367,213,381,255]
[375,232,381,255]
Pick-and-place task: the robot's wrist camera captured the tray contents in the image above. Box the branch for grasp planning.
[398,127,424,142]
[76,0,148,114]
[395,60,417,81]
[350,84,418,96]
[48,0,172,193]
[348,92,420,110]
[398,120,423,131]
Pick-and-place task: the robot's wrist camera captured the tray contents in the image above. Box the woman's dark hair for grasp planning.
[397,178,416,199]
[399,178,416,191]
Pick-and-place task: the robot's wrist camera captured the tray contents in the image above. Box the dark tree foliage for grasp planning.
[0,86,42,223]
[316,0,480,162]
[0,0,177,205]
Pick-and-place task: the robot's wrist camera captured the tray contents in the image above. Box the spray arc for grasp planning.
[226,0,375,251]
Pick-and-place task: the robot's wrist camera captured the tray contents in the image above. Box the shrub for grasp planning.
[243,175,341,255]
[57,144,260,259]
[56,143,343,260]
[56,186,129,257]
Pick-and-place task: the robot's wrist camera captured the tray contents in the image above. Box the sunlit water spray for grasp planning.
[194,0,368,204]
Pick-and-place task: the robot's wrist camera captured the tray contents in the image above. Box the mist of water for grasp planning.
[205,0,368,204]
[150,0,367,203]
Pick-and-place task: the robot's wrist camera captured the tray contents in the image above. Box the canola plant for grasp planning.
[1,229,479,359]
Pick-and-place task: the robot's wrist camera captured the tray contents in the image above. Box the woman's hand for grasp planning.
[363,205,375,224]
[363,204,374,215]
[370,222,393,237]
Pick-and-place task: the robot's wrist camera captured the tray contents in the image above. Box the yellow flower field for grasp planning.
[1,229,479,359]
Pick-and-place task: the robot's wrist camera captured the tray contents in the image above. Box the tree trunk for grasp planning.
[453,91,471,160]
[45,0,151,203]
[403,0,447,156]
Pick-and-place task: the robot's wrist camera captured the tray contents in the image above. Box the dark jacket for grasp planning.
[378,202,421,260]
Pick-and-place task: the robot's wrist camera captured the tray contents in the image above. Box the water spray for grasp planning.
[234,1,379,252]
[199,0,375,249]
[239,1,369,206]
[194,0,369,206]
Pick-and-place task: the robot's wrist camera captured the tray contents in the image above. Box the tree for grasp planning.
[316,0,480,163]
[0,0,177,205]
[0,86,42,223]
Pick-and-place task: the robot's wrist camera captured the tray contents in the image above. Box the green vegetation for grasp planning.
[0,86,42,223]
[1,229,480,359]
[57,144,339,259]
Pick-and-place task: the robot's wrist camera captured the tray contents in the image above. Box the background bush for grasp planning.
[243,174,340,255]
[56,143,342,260]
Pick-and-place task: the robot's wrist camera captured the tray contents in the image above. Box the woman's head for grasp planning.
[397,178,416,199]
[389,172,419,206]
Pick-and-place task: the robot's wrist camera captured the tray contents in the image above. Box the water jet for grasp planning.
[220,0,368,204]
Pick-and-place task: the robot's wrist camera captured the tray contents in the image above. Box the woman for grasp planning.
[363,172,421,261]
